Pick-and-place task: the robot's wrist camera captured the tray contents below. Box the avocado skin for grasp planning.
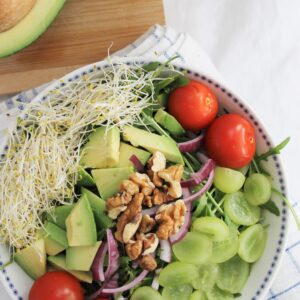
[0,0,66,58]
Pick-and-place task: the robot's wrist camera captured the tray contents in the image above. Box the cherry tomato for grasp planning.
[168,80,218,131]
[29,271,84,300]
[205,113,256,169]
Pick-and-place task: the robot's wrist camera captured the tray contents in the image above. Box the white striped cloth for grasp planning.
[0,25,299,300]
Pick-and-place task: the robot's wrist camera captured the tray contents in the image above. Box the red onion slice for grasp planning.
[197,152,209,163]
[151,269,161,290]
[181,159,216,188]
[183,169,215,203]
[178,134,204,152]
[159,240,172,263]
[130,154,144,172]
[91,242,108,281]
[169,202,192,244]
[105,229,120,279]
[102,270,149,294]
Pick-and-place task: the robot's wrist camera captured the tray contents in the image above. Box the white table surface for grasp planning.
[2,1,300,299]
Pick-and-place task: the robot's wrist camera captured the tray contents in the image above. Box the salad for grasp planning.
[0,58,298,300]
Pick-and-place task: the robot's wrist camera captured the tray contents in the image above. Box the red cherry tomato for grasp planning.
[168,80,218,131]
[205,113,256,169]
[29,271,84,300]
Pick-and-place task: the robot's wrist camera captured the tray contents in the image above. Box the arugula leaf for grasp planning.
[261,200,280,216]
[192,194,208,218]
[257,137,290,162]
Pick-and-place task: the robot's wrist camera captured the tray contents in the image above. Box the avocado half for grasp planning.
[0,0,66,58]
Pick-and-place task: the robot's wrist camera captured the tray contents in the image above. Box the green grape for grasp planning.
[131,286,163,300]
[192,263,218,291]
[172,232,212,264]
[192,217,229,241]
[216,255,249,293]
[213,166,246,193]
[158,261,199,287]
[238,224,267,263]
[224,192,261,225]
[162,284,193,300]
[189,290,208,300]
[205,285,233,300]
[210,227,239,263]
[244,173,272,206]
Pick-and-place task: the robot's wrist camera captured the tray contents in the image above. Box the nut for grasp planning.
[147,170,163,187]
[129,173,155,195]
[153,188,174,205]
[148,151,166,172]
[119,179,139,195]
[123,213,142,243]
[139,215,156,233]
[158,165,184,198]
[114,193,143,242]
[138,254,157,271]
[125,235,143,260]
[143,195,153,207]
[155,200,187,240]
[142,233,159,256]
[106,192,132,219]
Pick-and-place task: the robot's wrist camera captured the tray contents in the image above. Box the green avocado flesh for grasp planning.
[15,239,46,279]
[122,126,184,164]
[77,167,95,186]
[0,0,66,58]
[81,187,113,229]
[48,254,92,283]
[65,195,97,246]
[92,166,134,200]
[66,241,101,271]
[47,204,74,230]
[116,142,151,168]
[80,127,120,169]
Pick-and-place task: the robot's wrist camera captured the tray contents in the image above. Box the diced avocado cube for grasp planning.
[65,195,97,246]
[122,126,184,164]
[44,237,65,256]
[116,142,151,168]
[48,254,92,283]
[92,166,134,200]
[66,241,101,271]
[44,222,68,248]
[77,167,95,186]
[80,127,120,169]
[15,239,46,279]
[154,109,185,136]
[47,204,74,230]
[81,187,113,229]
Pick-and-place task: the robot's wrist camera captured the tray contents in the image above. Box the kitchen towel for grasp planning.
[0,24,299,300]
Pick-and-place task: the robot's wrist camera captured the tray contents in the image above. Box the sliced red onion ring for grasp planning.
[159,240,172,263]
[102,270,149,294]
[181,159,216,188]
[91,242,108,281]
[183,169,215,203]
[142,206,159,216]
[105,229,120,279]
[130,154,144,172]
[169,202,192,244]
[178,134,204,152]
[196,152,209,163]
[151,269,161,290]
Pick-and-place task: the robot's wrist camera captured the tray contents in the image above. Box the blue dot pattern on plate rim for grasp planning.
[0,61,287,300]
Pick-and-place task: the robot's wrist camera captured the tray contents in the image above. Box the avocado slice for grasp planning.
[66,241,101,271]
[81,187,113,229]
[65,195,97,246]
[116,142,151,168]
[44,222,68,248]
[77,167,95,187]
[80,127,120,169]
[44,237,65,256]
[14,239,46,279]
[122,126,184,164]
[0,0,66,58]
[48,254,92,283]
[154,109,185,136]
[47,204,74,230]
[92,166,134,200]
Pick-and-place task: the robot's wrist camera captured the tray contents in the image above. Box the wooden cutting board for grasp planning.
[0,0,165,95]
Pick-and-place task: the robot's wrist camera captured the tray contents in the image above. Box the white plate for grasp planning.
[0,57,289,300]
